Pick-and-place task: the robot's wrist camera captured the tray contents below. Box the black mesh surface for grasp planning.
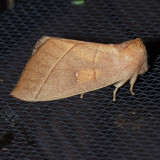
[0,0,160,159]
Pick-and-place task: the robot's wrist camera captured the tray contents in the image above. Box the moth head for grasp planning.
[139,58,149,75]
[135,38,149,75]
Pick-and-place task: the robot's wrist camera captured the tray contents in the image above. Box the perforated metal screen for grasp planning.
[0,0,160,159]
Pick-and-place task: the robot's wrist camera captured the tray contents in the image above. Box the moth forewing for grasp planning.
[11,37,148,102]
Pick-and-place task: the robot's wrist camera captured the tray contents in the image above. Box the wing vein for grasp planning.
[35,43,82,99]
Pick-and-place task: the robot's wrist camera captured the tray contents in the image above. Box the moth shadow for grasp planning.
[145,38,160,70]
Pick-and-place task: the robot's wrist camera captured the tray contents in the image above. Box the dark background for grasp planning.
[0,0,160,160]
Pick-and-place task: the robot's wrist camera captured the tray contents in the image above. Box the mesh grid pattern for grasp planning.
[0,0,160,159]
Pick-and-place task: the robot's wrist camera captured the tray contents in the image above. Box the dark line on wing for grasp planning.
[93,45,99,80]
[34,43,82,99]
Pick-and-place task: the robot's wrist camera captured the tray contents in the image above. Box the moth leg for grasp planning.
[80,93,84,98]
[130,73,138,95]
[113,79,129,101]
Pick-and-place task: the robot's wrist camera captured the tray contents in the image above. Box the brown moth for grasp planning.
[10,37,148,102]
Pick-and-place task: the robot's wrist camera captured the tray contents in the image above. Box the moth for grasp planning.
[10,37,148,102]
